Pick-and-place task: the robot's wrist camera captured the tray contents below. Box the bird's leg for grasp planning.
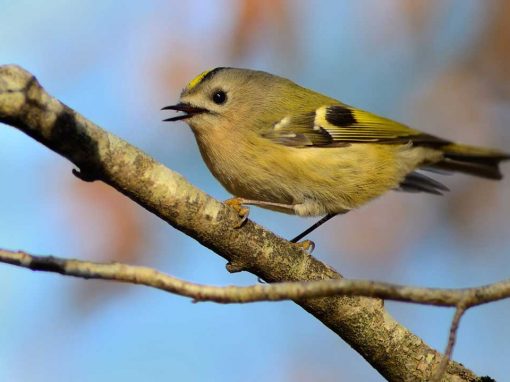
[224,197,296,228]
[224,197,315,253]
[225,198,344,253]
[290,213,339,244]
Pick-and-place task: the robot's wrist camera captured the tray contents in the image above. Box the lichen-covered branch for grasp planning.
[0,65,480,381]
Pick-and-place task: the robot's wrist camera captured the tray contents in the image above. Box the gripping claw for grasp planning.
[295,240,315,254]
[224,197,250,228]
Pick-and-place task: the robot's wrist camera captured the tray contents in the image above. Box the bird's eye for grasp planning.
[212,90,227,105]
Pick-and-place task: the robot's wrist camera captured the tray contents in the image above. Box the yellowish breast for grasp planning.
[193,128,433,214]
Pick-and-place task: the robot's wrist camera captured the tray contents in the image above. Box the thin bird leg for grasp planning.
[235,198,297,210]
[291,214,337,243]
[224,197,296,227]
[229,198,323,253]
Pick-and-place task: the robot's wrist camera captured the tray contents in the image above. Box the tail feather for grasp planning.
[431,143,510,180]
[399,172,449,195]
[399,142,508,195]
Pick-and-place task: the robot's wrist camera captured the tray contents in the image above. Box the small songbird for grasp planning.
[163,67,509,244]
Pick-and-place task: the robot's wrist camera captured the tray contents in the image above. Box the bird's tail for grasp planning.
[431,143,510,180]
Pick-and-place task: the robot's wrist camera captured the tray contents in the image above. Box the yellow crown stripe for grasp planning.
[186,69,214,91]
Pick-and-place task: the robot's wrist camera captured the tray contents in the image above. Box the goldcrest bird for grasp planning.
[163,67,509,244]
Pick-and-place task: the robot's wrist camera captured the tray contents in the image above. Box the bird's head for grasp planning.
[163,67,299,134]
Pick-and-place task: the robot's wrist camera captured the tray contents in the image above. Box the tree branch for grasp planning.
[0,64,481,381]
[432,305,468,382]
[2,249,510,309]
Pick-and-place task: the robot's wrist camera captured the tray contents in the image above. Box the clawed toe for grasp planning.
[294,239,315,254]
[224,198,250,228]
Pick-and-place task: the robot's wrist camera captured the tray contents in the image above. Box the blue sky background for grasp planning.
[1,1,509,381]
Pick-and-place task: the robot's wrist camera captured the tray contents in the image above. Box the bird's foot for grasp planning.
[294,239,315,254]
[224,197,250,228]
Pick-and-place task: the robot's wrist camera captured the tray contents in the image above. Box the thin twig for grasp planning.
[431,304,468,382]
[1,249,509,308]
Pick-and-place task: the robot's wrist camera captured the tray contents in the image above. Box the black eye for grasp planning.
[212,90,227,105]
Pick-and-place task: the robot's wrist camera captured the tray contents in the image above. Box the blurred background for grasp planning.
[1,0,509,381]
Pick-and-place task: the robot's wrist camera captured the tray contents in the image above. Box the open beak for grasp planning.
[161,103,208,122]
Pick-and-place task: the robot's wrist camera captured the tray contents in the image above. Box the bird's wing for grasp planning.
[261,104,450,147]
